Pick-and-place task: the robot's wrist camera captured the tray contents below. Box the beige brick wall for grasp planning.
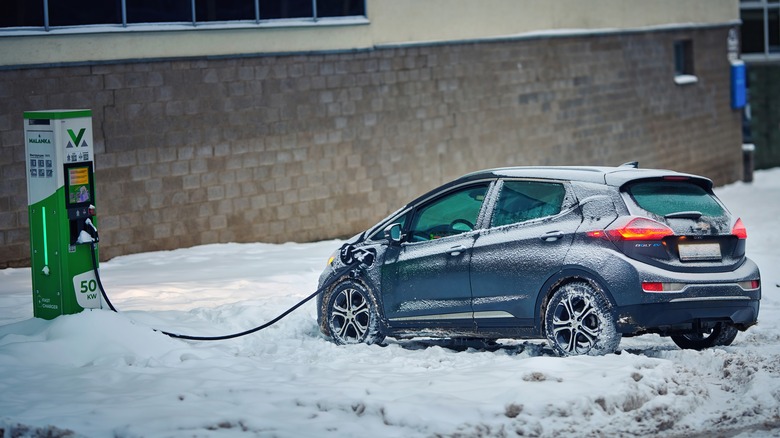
[0,25,742,267]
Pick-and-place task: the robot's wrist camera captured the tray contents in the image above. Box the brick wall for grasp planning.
[0,26,742,267]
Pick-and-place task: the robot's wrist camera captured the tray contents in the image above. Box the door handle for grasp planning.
[449,245,465,256]
[540,231,564,242]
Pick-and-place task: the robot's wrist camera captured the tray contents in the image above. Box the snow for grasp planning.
[674,74,699,86]
[1,168,780,437]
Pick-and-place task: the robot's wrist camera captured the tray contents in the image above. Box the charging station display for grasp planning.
[24,110,101,319]
[67,166,92,204]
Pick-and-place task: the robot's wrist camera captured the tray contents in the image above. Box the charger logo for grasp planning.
[66,128,88,148]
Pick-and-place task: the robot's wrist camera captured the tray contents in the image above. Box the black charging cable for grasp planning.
[90,242,369,341]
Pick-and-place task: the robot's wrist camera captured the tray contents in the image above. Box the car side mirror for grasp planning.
[384,223,402,244]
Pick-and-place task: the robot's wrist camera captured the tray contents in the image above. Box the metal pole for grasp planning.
[765,4,770,57]
[121,0,127,27]
[43,0,49,30]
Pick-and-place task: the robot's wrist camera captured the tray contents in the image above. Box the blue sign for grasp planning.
[731,61,746,110]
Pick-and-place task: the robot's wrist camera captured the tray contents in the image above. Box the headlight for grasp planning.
[326,249,338,267]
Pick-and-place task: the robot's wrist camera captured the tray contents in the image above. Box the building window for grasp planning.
[0,0,366,29]
[740,0,780,58]
[674,40,694,76]
[260,0,313,19]
[0,1,43,27]
[127,0,192,24]
[48,0,122,26]
[196,0,255,22]
[673,39,698,85]
[317,0,364,17]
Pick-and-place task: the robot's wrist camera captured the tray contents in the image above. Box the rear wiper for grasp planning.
[664,211,703,220]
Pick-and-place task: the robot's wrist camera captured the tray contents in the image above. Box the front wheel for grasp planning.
[325,280,384,345]
[671,323,738,350]
[544,281,620,356]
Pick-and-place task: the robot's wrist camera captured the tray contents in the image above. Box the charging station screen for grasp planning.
[67,166,91,204]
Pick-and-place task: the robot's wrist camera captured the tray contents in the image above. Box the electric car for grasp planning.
[316,165,761,356]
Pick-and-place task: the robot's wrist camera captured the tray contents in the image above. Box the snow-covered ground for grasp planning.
[1,168,780,438]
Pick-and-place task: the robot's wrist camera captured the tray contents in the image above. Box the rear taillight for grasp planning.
[641,282,685,292]
[590,216,675,241]
[663,176,690,181]
[731,218,748,240]
[738,280,760,290]
[643,281,759,292]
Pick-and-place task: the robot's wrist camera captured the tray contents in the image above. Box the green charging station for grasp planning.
[24,109,101,320]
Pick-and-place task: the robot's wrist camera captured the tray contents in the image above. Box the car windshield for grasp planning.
[626,181,725,217]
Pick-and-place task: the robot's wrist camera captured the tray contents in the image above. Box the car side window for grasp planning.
[491,180,566,227]
[408,184,489,242]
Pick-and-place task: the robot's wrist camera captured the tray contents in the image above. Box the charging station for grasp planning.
[24,109,101,320]
[22,110,366,339]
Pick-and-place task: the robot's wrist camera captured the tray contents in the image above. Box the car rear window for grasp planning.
[626,181,725,217]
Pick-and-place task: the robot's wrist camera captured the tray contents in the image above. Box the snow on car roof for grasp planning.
[459,165,713,188]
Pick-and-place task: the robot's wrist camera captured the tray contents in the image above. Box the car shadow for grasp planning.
[382,337,681,358]
[384,337,557,356]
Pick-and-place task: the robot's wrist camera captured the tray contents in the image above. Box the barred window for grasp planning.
[0,0,365,29]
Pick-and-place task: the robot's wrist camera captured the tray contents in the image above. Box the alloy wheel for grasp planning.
[552,294,602,355]
[329,287,371,343]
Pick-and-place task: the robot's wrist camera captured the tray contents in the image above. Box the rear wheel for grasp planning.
[544,281,620,356]
[325,280,383,345]
[671,323,738,350]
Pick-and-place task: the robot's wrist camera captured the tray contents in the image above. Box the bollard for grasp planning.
[742,143,755,183]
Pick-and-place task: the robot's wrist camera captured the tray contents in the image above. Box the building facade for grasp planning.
[740,0,780,169]
[0,0,744,267]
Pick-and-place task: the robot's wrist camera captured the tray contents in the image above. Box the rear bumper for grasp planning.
[615,298,759,335]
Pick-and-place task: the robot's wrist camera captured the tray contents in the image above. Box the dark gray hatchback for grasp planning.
[317,165,761,356]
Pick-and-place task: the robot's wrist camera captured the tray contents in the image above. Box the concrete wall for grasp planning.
[370,0,737,45]
[0,0,737,67]
[0,25,743,267]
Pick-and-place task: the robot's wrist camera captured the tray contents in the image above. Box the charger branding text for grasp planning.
[73,271,101,309]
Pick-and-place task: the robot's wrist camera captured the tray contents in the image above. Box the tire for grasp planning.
[325,280,384,345]
[671,323,738,350]
[544,281,620,356]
